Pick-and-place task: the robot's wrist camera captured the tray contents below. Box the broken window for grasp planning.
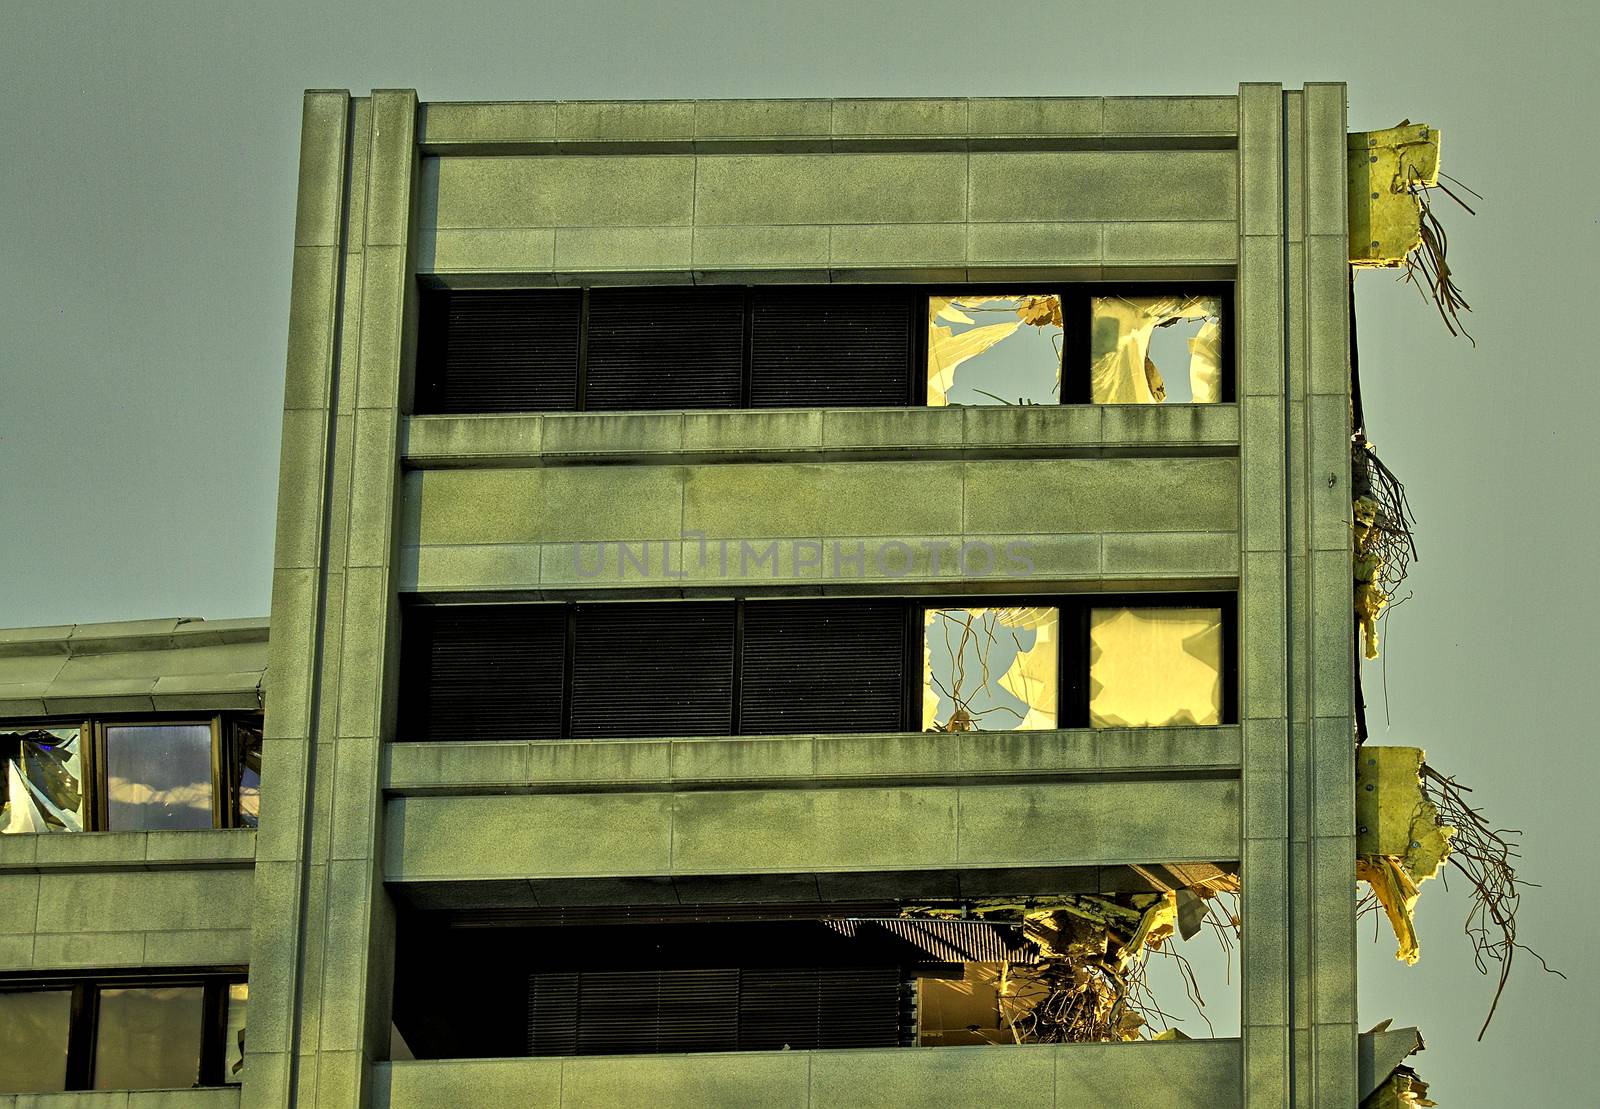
[0,975,244,1092]
[927,295,1063,406]
[1,716,260,834]
[1,725,86,834]
[103,723,217,831]
[0,989,72,1092]
[1088,607,1224,727]
[1089,295,1223,404]
[922,607,1058,732]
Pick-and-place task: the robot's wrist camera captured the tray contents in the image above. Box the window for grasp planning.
[1087,606,1225,727]
[400,596,1232,741]
[1,716,261,835]
[922,607,1058,732]
[414,284,1230,413]
[0,975,245,1093]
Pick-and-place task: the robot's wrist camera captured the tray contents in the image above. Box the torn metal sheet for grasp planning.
[1,726,86,834]
[1349,123,1441,267]
[1357,747,1456,964]
[1089,295,1221,404]
[1088,606,1224,727]
[926,294,1062,406]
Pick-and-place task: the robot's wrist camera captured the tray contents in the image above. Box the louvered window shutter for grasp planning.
[749,288,913,407]
[401,606,565,741]
[415,289,581,413]
[585,288,744,410]
[740,601,907,734]
[569,603,736,738]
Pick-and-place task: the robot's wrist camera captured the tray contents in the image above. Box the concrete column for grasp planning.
[247,89,351,1109]
[1236,80,1292,1109]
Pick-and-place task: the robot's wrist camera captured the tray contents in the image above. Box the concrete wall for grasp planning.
[241,88,1358,1109]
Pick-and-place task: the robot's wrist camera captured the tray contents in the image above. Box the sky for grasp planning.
[2,1,1596,1102]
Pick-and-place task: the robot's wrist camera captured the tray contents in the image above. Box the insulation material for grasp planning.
[1088,607,1223,728]
[1353,495,1388,659]
[926,295,1062,406]
[923,607,1058,732]
[1089,295,1222,404]
[1,727,85,834]
[1348,123,1441,268]
[1362,1070,1436,1108]
[1357,747,1456,964]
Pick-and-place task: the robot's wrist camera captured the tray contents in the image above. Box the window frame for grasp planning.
[0,969,246,1092]
[1,713,262,834]
[413,281,1235,414]
[400,594,1237,742]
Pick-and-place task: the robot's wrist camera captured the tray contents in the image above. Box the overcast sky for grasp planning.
[2,1,1595,1103]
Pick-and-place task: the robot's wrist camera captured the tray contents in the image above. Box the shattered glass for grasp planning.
[1,726,86,834]
[923,607,1058,731]
[1089,295,1222,403]
[104,723,215,831]
[927,295,1063,406]
[224,983,248,1082]
[235,722,262,829]
[1088,607,1223,727]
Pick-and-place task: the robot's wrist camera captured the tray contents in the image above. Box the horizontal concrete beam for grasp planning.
[384,777,1240,882]
[383,727,1240,792]
[415,96,1240,154]
[0,828,256,873]
[402,405,1241,468]
[0,864,255,972]
[375,1040,1241,1108]
[0,1090,242,1109]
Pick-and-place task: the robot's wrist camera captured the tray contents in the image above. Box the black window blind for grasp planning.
[401,606,566,742]
[584,287,745,410]
[568,602,736,739]
[749,288,913,407]
[416,289,581,413]
[739,601,907,734]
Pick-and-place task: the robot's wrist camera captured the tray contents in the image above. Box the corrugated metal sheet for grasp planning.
[740,601,907,734]
[585,288,744,410]
[416,289,581,413]
[822,918,1039,964]
[749,288,913,407]
[569,602,735,739]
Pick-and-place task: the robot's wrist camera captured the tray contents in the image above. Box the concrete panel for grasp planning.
[969,152,1236,223]
[1103,221,1237,263]
[694,100,832,141]
[33,868,255,936]
[293,92,350,249]
[563,1052,809,1109]
[828,223,967,267]
[967,222,1101,265]
[812,1046,1053,1108]
[967,98,1103,138]
[963,458,1239,535]
[956,779,1239,866]
[682,461,962,539]
[429,156,696,229]
[376,1057,563,1109]
[691,225,831,271]
[671,787,957,873]
[558,100,695,143]
[554,226,693,274]
[694,154,967,226]
[385,793,675,880]
[418,101,559,146]
[1102,96,1237,136]
[403,466,685,546]
[415,227,555,274]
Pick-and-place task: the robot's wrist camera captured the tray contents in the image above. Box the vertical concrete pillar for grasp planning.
[248,88,417,1109]
[1236,80,1292,1109]
[247,89,351,1109]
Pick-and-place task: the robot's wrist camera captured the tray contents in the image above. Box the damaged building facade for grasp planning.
[1,87,1433,1106]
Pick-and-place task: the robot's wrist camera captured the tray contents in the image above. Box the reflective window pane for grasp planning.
[923,607,1058,731]
[94,986,204,1091]
[224,983,248,1083]
[927,295,1062,406]
[0,990,72,1092]
[2,726,86,834]
[104,724,215,831]
[1089,607,1224,727]
[1089,295,1223,403]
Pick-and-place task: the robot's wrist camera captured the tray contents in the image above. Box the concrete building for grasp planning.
[1,86,1425,1106]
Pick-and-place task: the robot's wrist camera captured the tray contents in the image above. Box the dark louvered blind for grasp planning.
[585,288,744,410]
[740,602,906,734]
[527,967,904,1056]
[569,603,735,738]
[749,288,912,407]
[402,606,565,741]
[416,289,581,413]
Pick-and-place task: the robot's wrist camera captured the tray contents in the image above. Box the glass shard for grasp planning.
[1089,295,1223,403]
[1,726,86,834]
[923,607,1058,731]
[225,983,248,1082]
[927,295,1063,406]
[1088,607,1223,727]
